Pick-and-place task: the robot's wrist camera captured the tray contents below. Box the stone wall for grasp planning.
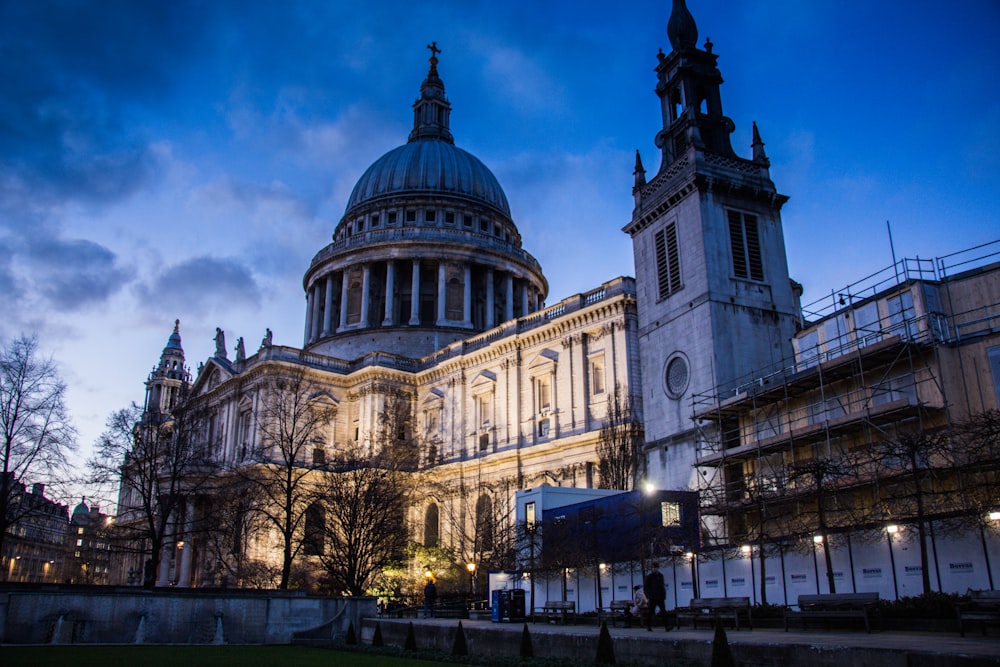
[0,586,375,645]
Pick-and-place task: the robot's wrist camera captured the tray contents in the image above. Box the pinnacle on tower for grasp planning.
[751,121,770,166]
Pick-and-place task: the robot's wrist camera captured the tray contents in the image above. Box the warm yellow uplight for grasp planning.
[988,511,1000,522]
[466,562,476,574]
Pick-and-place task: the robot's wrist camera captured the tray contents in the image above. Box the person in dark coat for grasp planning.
[643,562,671,631]
[423,579,437,618]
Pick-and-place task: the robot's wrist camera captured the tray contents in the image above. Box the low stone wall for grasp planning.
[0,585,376,645]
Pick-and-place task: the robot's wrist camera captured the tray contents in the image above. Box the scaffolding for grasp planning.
[690,240,1000,552]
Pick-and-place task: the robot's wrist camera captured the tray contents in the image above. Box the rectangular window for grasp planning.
[988,346,1000,406]
[476,393,490,427]
[538,418,550,437]
[590,355,605,396]
[479,432,490,451]
[887,290,916,340]
[660,501,681,527]
[405,209,416,223]
[525,501,536,530]
[425,209,436,223]
[445,211,455,224]
[463,214,473,228]
[654,222,682,299]
[370,214,379,227]
[853,301,882,347]
[728,210,764,281]
[387,211,397,224]
[824,317,848,360]
[480,219,489,232]
[797,329,820,369]
[536,376,551,412]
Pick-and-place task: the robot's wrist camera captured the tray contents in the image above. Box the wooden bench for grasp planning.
[602,600,633,627]
[784,592,880,633]
[537,600,576,624]
[956,589,1000,637]
[675,597,752,630]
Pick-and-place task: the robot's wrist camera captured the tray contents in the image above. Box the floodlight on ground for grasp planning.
[886,525,899,534]
[813,535,823,544]
[989,511,1000,522]
[740,544,751,555]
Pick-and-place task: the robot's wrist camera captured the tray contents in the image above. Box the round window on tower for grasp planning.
[664,353,690,399]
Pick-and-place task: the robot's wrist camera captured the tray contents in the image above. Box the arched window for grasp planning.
[303,502,325,556]
[475,494,494,552]
[424,503,439,547]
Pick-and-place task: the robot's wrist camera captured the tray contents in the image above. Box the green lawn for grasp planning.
[0,646,452,667]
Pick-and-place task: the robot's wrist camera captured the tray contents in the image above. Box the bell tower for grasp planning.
[145,320,190,418]
[624,0,801,490]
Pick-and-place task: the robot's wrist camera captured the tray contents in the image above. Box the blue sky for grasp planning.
[2,0,998,500]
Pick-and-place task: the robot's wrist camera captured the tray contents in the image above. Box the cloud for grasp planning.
[135,256,262,317]
[25,237,133,310]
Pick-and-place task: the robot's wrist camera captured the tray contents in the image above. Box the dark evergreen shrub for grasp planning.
[519,623,534,658]
[404,621,416,651]
[710,622,735,667]
[452,620,468,656]
[595,620,615,665]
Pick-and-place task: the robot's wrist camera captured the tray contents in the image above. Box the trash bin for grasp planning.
[491,589,506,623]
[507,589,526,621]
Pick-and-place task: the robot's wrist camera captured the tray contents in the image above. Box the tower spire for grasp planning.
[409,41,454,144]
[667,0,698,51]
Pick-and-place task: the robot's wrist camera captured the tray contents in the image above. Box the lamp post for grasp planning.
[812,535,823,594]
[741,544,756,605]
[467,561,477,599]
[982,512,1000,591]
[886,525,900,600]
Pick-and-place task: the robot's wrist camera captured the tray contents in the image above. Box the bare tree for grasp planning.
[596,383,643,490]
[787,456,855,594]
[0,335,76,574]
[313,442,411,595]
[199,473,274,588]
[238,369,334,589]
[873,429,955,596]
[91,399,214,589]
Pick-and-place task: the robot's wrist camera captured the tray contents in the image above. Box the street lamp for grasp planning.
[811,535,823,594]
[467,561,477,598]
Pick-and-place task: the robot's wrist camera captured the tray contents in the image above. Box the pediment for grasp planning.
[190,358,235,396]
[422,387,445,407]
[470,371,497,391]
[526,349,558,373]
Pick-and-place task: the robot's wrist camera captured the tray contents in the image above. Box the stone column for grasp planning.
[177,502,195,587]
[339,269,350,331]
[322,275,334,336]
[505,273,514,322]
[463,263,472,327]
[383,260,395,326]
[436,262,447,325]
[409,260,421,325]
[303,290,312,345]
[310,284,322,341]
[360,263,371,327]
[157,513,173,587]
[485,268,495,329]
[521,281,530,317]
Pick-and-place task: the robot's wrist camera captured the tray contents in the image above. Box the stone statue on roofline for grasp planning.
[235,337,246,362]
[214,328,227,359]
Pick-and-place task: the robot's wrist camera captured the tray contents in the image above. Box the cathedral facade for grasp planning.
[120,1,1000,599]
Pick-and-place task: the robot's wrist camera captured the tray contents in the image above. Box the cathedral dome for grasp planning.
[345,140,510,218]
[302,45,547,360]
